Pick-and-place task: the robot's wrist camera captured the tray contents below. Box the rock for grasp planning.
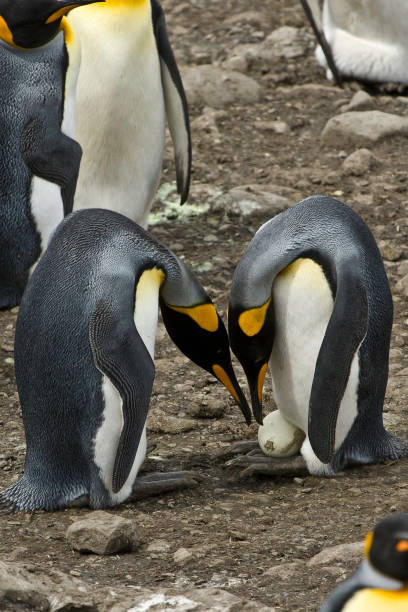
[0,561,49,610]
[396,273,408,296]
[191,107,228,143]
[263,561,303,580]
[213,184,293,216]
[181,65,261,109]
[147,539,171,553]
[173,547,195,565]
[187,397,226,419]
[398,260,408,276]
[109,587,275,611]
[321,111,408,147]
[307,541,363,566]
[265,26,312,59]
[379,240,403,262]
[254,120,290,134]
[66,511,143,555]
[342,91,375,112]
[147,412,197,434]
[342,148,376,176]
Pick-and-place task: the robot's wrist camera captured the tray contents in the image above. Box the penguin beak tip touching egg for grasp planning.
[159,298,252,425]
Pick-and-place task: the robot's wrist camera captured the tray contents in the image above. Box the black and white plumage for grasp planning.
[0,209,249,512]
[0,0,102,309]
[227,196,407,477]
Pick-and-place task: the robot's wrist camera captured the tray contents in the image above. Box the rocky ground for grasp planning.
[0,1,408,610]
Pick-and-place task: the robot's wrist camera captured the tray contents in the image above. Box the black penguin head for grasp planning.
[366,514,408,582]
[160,297,252,425]
[227,298,274,425]
[0,0,102,48]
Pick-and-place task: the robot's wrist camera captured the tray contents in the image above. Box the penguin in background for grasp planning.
[0,0,104,309]
[301,0,408,86]
[227,195,407,477]
[68,0,191,228]
[0,208,250,512]
[320,514,408,611]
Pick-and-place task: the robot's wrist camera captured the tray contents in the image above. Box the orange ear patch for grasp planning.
[396,540,408,552]
[169,303,219,332]
[46,5,81,23]
[238,297,271,337]
[0,16,15,46]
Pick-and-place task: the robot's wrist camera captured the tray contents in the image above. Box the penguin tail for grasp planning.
[0,479,29,514]
[332,428,408,473]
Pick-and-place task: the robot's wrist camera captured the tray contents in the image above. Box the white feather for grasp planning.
[269,258,359,475]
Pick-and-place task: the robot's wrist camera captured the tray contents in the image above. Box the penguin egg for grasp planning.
[258,411,305,457]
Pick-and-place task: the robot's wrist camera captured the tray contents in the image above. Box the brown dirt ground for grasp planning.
[0,1,407,611]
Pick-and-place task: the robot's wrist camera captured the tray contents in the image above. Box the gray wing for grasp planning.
[89,298,155,494]
[308,262,368,463]
[151,0,191,203]
[20,100,82,216]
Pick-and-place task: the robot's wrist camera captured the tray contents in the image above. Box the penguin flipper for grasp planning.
[308,265,368,464]
[89,299,155,495]
[20,103,82,216]
[151,0,191,203]
[300,0,343,86]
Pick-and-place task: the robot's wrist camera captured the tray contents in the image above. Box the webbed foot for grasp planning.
[224,441,308,478]
[130,471,204,501]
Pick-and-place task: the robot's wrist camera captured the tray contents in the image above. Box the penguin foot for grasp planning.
[225,445,308,478]
[222,440,261,458]
[130,471,204,501]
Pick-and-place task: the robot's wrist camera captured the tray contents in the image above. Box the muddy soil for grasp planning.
[0,1,407,611]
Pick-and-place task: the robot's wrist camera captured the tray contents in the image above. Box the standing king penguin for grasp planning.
[68,0,191,228]
[0,208,250,512]
[0,0,103,309]
[227,196,407,477]
[320,514,408,611]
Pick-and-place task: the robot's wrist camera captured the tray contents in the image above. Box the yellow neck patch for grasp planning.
[343,587,408,611]
[46,5,81,24]
[364,532,374,558]
[60,17,75,45]
[238,297,271,337]
[169,303,219,333]
[212,364,239,404]
[0,16,16,46]
[137,267,166,295]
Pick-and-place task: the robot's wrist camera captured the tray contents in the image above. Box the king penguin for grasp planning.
[0,0,103,309]
[0,208,250,512]
[301,0,408,85]
[227,195,407,477]
[68,0,191,228]
[320,514,408,611]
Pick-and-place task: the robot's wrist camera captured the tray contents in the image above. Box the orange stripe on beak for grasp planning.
[212,364,240,404]
[257,363,268,405]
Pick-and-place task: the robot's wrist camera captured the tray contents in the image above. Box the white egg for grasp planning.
[258,410,305,457]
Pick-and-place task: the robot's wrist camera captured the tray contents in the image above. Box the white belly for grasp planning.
[93,268,162,503]
[69,4,165,227]
[319,0,408,83]
[270,258,359,473]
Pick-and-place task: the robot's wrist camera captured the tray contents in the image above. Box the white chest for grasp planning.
[270,258,359,456]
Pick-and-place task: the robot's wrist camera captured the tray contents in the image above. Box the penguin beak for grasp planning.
[246,362,268,425]
[46,0,104,23]
[212,363,252,425]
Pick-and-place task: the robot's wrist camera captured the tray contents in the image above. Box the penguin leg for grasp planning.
[130,471,203,501]
[20,102,82,216]
[225,452,308,478]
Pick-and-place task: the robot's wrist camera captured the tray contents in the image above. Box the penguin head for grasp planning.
[365,514,408,582]
[227,297,274,425]
[0,0,103,48]
[160,297,252,425]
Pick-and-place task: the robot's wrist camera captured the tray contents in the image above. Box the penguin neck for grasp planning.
[134,267,165,360]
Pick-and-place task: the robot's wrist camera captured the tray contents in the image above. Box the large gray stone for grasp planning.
[66,511,143,555]
[322,111,408,147]
[181,65,261,108]
[307,541,363,566]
